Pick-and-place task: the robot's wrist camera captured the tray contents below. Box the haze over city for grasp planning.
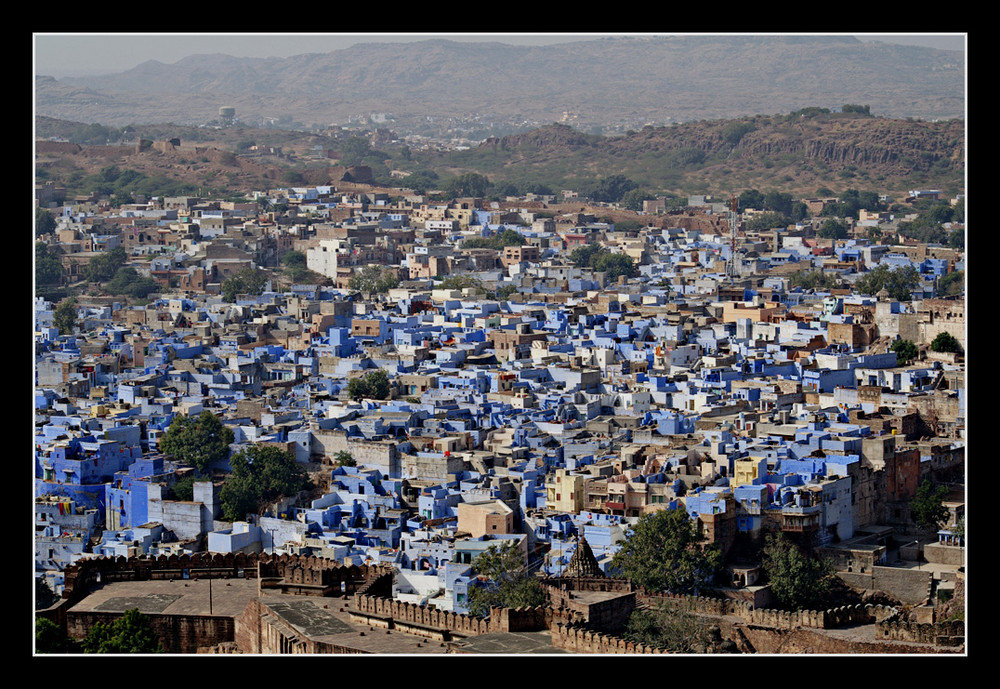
[34,32,966,78]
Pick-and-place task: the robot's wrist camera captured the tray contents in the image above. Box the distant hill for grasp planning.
[35,36,964,132]
[429,113,965,198]
[35,108,965,200]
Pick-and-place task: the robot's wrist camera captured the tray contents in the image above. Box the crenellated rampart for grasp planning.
[51,554,964,653]
[61,552,382,605]
[638,589,900,631]
[551,622,666,654]
[352,569,550,639]
[875,618,965,647]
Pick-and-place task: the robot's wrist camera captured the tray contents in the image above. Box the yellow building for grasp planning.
[546,469,585,514]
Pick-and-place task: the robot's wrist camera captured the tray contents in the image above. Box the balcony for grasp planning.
[781,505,820,532]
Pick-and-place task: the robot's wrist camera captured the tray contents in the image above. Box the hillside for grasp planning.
[35,109,965,201]
[430,113,965,198]
[35,35,965,134]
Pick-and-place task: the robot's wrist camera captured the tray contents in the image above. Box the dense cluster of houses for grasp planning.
[34,182,965,614]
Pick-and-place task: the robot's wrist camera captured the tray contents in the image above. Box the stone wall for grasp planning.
[311,429,400,474]
[67,609,235,653]
[61,552,380,605]
[875,618,965,647]
[638,590,898,631]
[235,598,363,654]
[351,593,495,637]
[923,543,965,566]
[551,623,665,654]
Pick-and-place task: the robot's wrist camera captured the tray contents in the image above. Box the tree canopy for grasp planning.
[158,410,235,476]
[348,265,400,294]
[221,268,269,302]
[80,608,164,653]
[817,217,849,239]
[346,369,391,401]
[761,533,834,611]
[587,174,637,203]
[36,617,78,654]
[890,338,919,365]
[53,297,78,336]
[84,247,128,283]
[609,507,722,595]
[36,208,57,236]
[930,331,961,353]
[621,600,713,652]
[911,479,951,531]
[855,264,921,301]
[219,443,312,522]
[104,267,161,300]
[36,242,64,286]
[569,244,637,281]
[466,541,546,617]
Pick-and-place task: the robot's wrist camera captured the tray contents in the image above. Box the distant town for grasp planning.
[34,174,965,654]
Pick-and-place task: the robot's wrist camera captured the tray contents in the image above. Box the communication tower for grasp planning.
[725,195,741,281]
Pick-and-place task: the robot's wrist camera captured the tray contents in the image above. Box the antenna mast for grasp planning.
[726,195,740,281]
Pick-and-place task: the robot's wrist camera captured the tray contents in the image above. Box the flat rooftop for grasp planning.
[67,578,517,654]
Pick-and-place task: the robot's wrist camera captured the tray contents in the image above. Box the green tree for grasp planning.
[36,242,64,285]
[947,228,964,250]
[447,172,492,198]
[280,250,307,269]
[613,219,644,233]
[104,267,160,300]
[930,331,961,353]
[81,608,164,653]
[621,600,712,652]
[495,228,526,247]
[221,268,269,302]
[349,265,400,294]
[84,247,128,283]
[111,191,134,207]
[492,284,519,301]
[855,264,921,301]
[610,508,722,595]
[592,252,637,281]
[622,188,655,212]
[789,270,840,291]
[721,120,756,146]
[744,212,790,233]
[346,369,391,401]
[911,479,951,531]
[761,534,834,611]
[466,541,546,618]
[890,338,919,365]
[219,443,311,522]
[169,474,199,502]
[437,275,485,294]
[35,617,79,654]
[158,410,235,476]
[53,297,78,335]
[738,189,766,210]
[333,451,357,468]
[590,174,637,203]
[936,270,964,297]
[569,243,606,269]
[36,208,57,236]
[817,218,849,240]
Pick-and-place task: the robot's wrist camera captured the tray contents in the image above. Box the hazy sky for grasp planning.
[34,32,966,79]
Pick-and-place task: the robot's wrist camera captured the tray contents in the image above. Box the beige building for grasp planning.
[457,499,515,539]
